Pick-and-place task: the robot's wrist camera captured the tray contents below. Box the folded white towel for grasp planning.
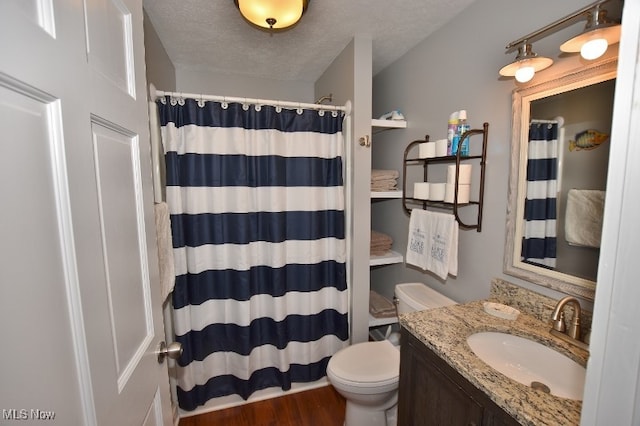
[406,210,458,280]
[369,290,397,318]
[154,202,175,301]
[371,169,399,181]
[564,189,604,248]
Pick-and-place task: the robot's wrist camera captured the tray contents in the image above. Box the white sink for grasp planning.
[467,332,585,400]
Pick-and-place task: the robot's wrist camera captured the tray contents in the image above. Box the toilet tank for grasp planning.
[394,283,457,315]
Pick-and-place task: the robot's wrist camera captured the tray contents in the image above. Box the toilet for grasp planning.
[326,283,457,426]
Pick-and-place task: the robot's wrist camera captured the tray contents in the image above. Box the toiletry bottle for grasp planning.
[453,110,470,156]
[447,111,458,156]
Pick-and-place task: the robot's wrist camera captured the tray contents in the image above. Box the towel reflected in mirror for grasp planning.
[564,189,605,248]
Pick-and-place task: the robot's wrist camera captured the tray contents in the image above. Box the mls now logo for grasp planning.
[2,409,28,420]
[3,409,56,420]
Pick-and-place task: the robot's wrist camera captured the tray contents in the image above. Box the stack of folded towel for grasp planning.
[371,230,393,256]
[369,290,397,318]
[371,169,399,192]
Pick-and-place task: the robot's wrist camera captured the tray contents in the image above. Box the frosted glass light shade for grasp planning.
[499,43,553,82]
[236,0,309,30]
[560,25,621,56]
[499,57,553,82]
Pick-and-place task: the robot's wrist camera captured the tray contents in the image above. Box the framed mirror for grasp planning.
[504,58,617,301]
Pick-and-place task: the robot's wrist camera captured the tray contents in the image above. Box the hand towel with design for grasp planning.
[406,209,458,280]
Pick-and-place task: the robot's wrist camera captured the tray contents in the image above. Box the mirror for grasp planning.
[504,58,617,301]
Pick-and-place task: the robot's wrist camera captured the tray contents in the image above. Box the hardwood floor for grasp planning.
[178,385,346,426]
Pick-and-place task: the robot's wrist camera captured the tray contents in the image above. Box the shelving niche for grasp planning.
[402,123,489,232]
[369,118,406,330]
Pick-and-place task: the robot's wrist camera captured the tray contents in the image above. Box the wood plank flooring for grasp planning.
[178,385,346,426]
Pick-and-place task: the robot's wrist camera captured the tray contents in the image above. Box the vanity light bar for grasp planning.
[500,0,621,82]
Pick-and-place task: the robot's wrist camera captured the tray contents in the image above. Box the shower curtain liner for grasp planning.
[522,120,558,268]
[156,95,349,411]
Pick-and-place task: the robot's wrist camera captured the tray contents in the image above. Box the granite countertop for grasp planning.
[400,300,589,426]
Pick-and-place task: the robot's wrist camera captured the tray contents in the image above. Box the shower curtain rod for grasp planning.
[154,89,351,116]
[531,116,565,127]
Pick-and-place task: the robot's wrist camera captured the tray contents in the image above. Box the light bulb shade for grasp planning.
[560,25,621,53]
[560,7,621,55]
[499,56,553,77]
[499,43,553,80]
[235,0,309,30]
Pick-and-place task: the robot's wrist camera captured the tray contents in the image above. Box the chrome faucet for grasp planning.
[550,296,588,350]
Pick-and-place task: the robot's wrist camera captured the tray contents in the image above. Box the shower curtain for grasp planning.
[156,96,349,411]
[522,120,558,268]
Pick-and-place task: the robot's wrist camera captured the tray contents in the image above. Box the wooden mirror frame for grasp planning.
[503,57,617,301]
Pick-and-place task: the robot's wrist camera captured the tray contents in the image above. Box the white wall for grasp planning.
[315,35,373,344]
[143,10,176,91]
[175,67,314,102]
[370,0,615,306]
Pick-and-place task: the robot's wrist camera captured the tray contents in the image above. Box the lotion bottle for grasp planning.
[452,110,470,156]
[447,111,458,156]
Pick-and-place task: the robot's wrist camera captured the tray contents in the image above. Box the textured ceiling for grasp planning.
[143,0,477,83]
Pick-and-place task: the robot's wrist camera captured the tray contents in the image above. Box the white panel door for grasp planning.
[0,1,172,425]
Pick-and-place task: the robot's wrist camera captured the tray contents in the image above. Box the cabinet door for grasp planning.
[399,332,484,426]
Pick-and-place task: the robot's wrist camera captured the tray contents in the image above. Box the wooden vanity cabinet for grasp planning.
[398,328,520,426]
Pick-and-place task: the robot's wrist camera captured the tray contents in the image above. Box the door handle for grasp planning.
[156,341,182,363]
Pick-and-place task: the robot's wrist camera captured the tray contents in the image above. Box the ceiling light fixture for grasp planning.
[499,43,553,83]
[500,0,621,83]
[235,0,310,31]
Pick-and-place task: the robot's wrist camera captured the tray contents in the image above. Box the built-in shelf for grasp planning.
[371,118,407,131]
[370,250,403,267]
[368,117,406,335]
[371,190,403,199]
[368,313,398,328]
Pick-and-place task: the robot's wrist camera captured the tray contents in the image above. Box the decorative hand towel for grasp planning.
[564,189,605,248]
[154,202,175,301]
[406,209,458,280]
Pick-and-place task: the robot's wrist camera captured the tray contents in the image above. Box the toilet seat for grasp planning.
[327,340,399,390]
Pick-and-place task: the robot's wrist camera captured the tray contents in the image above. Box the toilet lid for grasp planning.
[328,340,399,385]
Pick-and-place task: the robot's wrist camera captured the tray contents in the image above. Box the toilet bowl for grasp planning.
[327,283,456,426]
[327,340,399,426]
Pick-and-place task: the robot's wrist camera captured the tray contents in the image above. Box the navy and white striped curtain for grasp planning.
[156,96,349,411]
[521,120,558,268]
